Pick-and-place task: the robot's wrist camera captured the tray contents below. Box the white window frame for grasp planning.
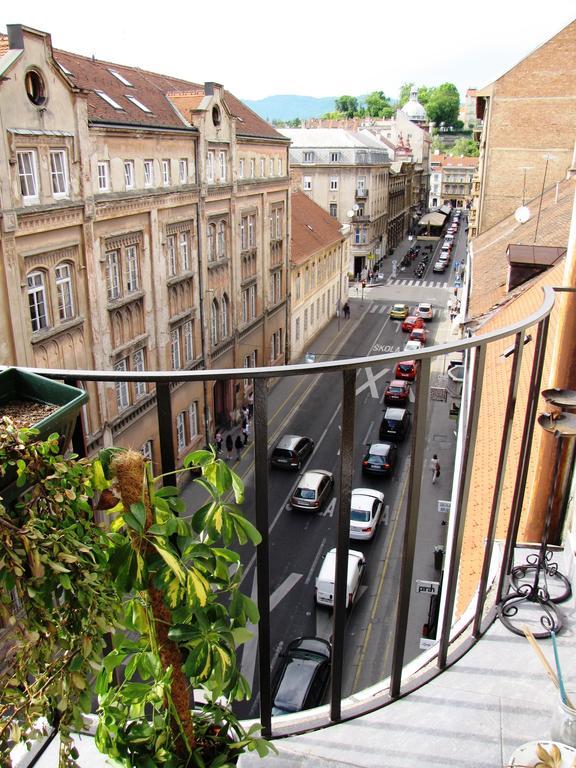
[171,327,182,369]
[183,320,194,362]
[218,151,227,182]
[207,151,215,182]
[239,158,245,178]
[217,221,226,259]
[295,316,300,342]
[17,150,39,202]
[114,359,130,411]
[55,263,74,321]
[50,149,69,198]
[27,270,49,332]
[106,250,121,301]
[207,223,216,261]
[250,159,255,178]
[141,440,153,461]
[211,299,219,346]
[329,202,338,217]
[144,159,154,187]
[124,160,135,190]
[179,232,190,271]
[249,284,256,318]
[330,152,340,163]
[242,290,248,323]
[97,161,110,192]
[133,348,147,398]
[188,402,198,438]
[330,176,339,191]
[240,217,247,250]
[162,159,171,187]
[303,176,312,191]
[179,158,188,184]
[248,215,255,247]
[260,158,265,177]
[277,158,282,176]
[269,158,274,176]
[176,412,187,452]
[167,234,177,277]
[221,295,229,338]
[303,152,314,163]
[125,245,139,292]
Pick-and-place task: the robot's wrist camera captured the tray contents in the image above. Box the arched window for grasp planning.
[207,223,216,261]
[217,220,226,259]
[221,294,229,338]
[27,270,49,331]
[54,262,75,321]
[211,299,219,346]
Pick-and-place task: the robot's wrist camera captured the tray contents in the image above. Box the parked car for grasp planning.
[401,315,424,333]
[384,379,410,406]
[416,302,434,321]
[271,637,332,716]
[433,261,447,273]
[379,407,411,442]
[315,548,366,609]
[290,469,334,511]
[349,488,386,540]
[409,327,427,345]
[404,339,423,352]
[395,360,417,381]
[389,303,409,320]
[438,253,450,264]
[271,434,314,470]
[361,442,398,476]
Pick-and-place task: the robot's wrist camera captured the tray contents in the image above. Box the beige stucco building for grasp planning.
[0,24,290,468]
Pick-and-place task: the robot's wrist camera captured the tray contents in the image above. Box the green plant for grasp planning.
[0,421,274,767]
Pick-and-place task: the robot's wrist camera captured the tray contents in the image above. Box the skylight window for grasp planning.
[125,95,152,113]
[58,62,74,76]
[109,69,133,86]
[95,90,124,110]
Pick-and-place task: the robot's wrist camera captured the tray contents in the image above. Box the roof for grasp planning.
[420,212,447,226]
[0,30,284,140]
[290,191,345,265]
[279,128,385,150]
[467,177,574,324]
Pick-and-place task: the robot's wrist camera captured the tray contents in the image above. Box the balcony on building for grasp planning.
[355,187,368,200]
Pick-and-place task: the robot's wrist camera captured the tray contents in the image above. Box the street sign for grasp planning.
[438,500,451,515]
[415,580,440,595]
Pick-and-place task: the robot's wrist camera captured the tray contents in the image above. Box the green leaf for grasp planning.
[231,627,253,646]
[155,486,180,498]
[184,449,214,468]
[122,507,144,534]
[130,501,147,530]
[150,540,186,583]
[231,471,245,504]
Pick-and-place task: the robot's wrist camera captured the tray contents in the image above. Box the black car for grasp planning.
[270,434,314,470]
[379,408,411,442]
[271,637,332,716]
[361,442,398,476]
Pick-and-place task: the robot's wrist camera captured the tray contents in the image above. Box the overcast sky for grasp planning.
[5,1,575,101]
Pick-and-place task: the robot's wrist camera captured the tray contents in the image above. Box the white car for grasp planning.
[315,548,366,609]
[349,488,385,540]
[416,302,434,321]
[405,339,423,352]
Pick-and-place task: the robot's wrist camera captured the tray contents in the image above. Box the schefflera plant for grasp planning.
[95,448,273,768]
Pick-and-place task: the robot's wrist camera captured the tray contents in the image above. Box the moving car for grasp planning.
[290,469,334,511]
[349,488,385,540]
[409,327,427,345]
[383,379,410,405]
[315,548,366,609]
[379,407,411,442]
[361,442,398,476]
[271,637,331,716]
[401,315,424,333]
[404,339,423,352]
[416,302,434,321]
[271,434,314,470]
[433,260,447,273]
[389,303,409,320]
[395,360,417,381]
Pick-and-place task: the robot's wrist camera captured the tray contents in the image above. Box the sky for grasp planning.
[4,1,575,101]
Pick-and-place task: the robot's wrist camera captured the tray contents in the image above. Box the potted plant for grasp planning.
[0,421,273,767]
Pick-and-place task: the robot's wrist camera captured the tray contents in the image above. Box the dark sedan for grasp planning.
[272,637,332,716]
[361,442,398,476]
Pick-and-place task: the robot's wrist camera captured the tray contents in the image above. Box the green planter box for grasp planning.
[0,367,88,494]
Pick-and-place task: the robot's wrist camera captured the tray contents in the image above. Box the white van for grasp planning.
[315,548,366,609]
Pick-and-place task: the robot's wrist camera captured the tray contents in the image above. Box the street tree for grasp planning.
[448,137,479,157]
[425,83,461,127]
[398,82,433,109]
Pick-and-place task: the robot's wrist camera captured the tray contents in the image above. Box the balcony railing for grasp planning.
[355,188,368,200]
[1,286,556,746]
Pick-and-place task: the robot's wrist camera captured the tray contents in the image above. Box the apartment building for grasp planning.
[280,128,389,278]
[289,191,348,359]
[428,152,478,210]
[0,24,290,466]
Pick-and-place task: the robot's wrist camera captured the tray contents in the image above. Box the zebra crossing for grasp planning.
[381,277,449,289]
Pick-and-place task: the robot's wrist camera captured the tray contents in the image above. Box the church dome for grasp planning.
[402,86,426,122]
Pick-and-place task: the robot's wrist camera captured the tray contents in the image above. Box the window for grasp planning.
[304,308,308,333]
[95,90,123,110]
[221,294,229,338]
[125,95,152,113]
[310,303,315,326]
[176,412,186,452]
[272,207,283,239]
[357,176,366,191]
[260,158,265,177]
[25,70,46,106]
[183,320,194,362]
[17,150,39,202]
[329,203,338,217]
[125,245,139,292]
[141,440,153,461]
[242,285,256,323]
[106,243,140,302]
[207,151,215,182]
[295,317,300,342]
[271,329,283,361]
[167,235,177,277]
[303,176,312,191]
[210,299,219,346]
[250,159,255,178]
[270,270,282,304]
[189,402,198,437]
[171,320,194,367]
[171,327,182,369]
[108,69,133,86]
[217,221,226,259]
[219,151,227,182]
[277,158,282,176]
[269,158,274,176]
[114,359,130,411]
[50,150,69,197]
[330,176,339,191]
[330,152,340,163]
[207,223,216,261]
[249,284,256,318]
[239,158,245,178]
[133,349,147,398]
[144,160,154,187]
[303,152,314,163]
[162,160,171,186]
[27,271,48,331]
[124,160,135,190]
[97,161,110,192]
[179,159,188,184]
[295,273,301,301]
[248,214,256,247]
[55,263,74,321]
[106,251,121,301]
[179,232,190,271]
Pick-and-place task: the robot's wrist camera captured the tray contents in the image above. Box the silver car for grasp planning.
[290,469,334,511]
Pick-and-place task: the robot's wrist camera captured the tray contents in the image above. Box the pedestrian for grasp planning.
[225,434,234,462]
[215,430,223,454]
[247,391,254,418]
[242,405,250,423]
[430,454,441,484]
[343,302,350,319]
[234,434,243,462]
[242,420,250,445]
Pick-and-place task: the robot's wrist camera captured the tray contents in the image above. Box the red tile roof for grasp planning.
[291,191,344,264]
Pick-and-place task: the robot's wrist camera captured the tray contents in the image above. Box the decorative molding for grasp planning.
[25,245,79,270]
[30,315,85,346]
[105,231,142,250]
[166,219,195,236]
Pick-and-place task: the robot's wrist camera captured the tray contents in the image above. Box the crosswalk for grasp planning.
[381,278,449,289]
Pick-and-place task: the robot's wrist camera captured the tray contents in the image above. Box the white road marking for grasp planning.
[357,366,390,398]
[321,497,336,518]
[305,537,327,585]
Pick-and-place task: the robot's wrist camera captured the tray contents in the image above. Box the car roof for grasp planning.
[325,547,364,564]
[384,407,407,419]
[392,303,407,309]
[351,488,384,508]
[418,302,431,309]
[397,360,415,367]
[389,379,407,387]
[405,340,422,349]
[276,434,307,449]
[299,470,331,489]
[274,657,323,712]
[366,443,392,456]
[286,636,331,658]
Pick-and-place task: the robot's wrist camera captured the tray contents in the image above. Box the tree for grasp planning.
[335,95,359,118]
[364,91,394,118]
[398,83,433,109]
[448,137,479,157]
[425,83,461,128]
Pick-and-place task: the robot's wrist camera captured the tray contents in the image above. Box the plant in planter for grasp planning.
[0,422,273,768]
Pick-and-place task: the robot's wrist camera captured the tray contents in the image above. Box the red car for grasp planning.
[409,327,428,345]
[395,360,417,381]
[401,315,424,333]
[384,379,410,406]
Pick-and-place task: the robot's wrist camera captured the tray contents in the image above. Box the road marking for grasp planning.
[320,497,336,518]
[362,420,374,446]
[305,537,327,585]
[409,387,415,403]
[357,366,389,398]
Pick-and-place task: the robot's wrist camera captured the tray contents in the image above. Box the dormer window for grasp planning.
[25,70,46,106]
[109,69,133,86]
[126,95,152,113]
[95,90,124,110]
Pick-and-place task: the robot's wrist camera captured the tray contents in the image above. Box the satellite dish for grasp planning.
[514,205,531,224]
[353,204,360,212]
[347,209,355,219]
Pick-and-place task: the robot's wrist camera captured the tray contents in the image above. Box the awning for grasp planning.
[419,212,447,227]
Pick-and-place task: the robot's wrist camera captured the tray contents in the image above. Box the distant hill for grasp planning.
[243,95,337,122]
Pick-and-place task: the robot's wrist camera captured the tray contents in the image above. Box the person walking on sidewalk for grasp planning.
[430,454,441,484]
[343,302,350,319]
[215,430,223,454]
[225,434,234,462]
[234,434,243,462]
[242,420,250,445]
